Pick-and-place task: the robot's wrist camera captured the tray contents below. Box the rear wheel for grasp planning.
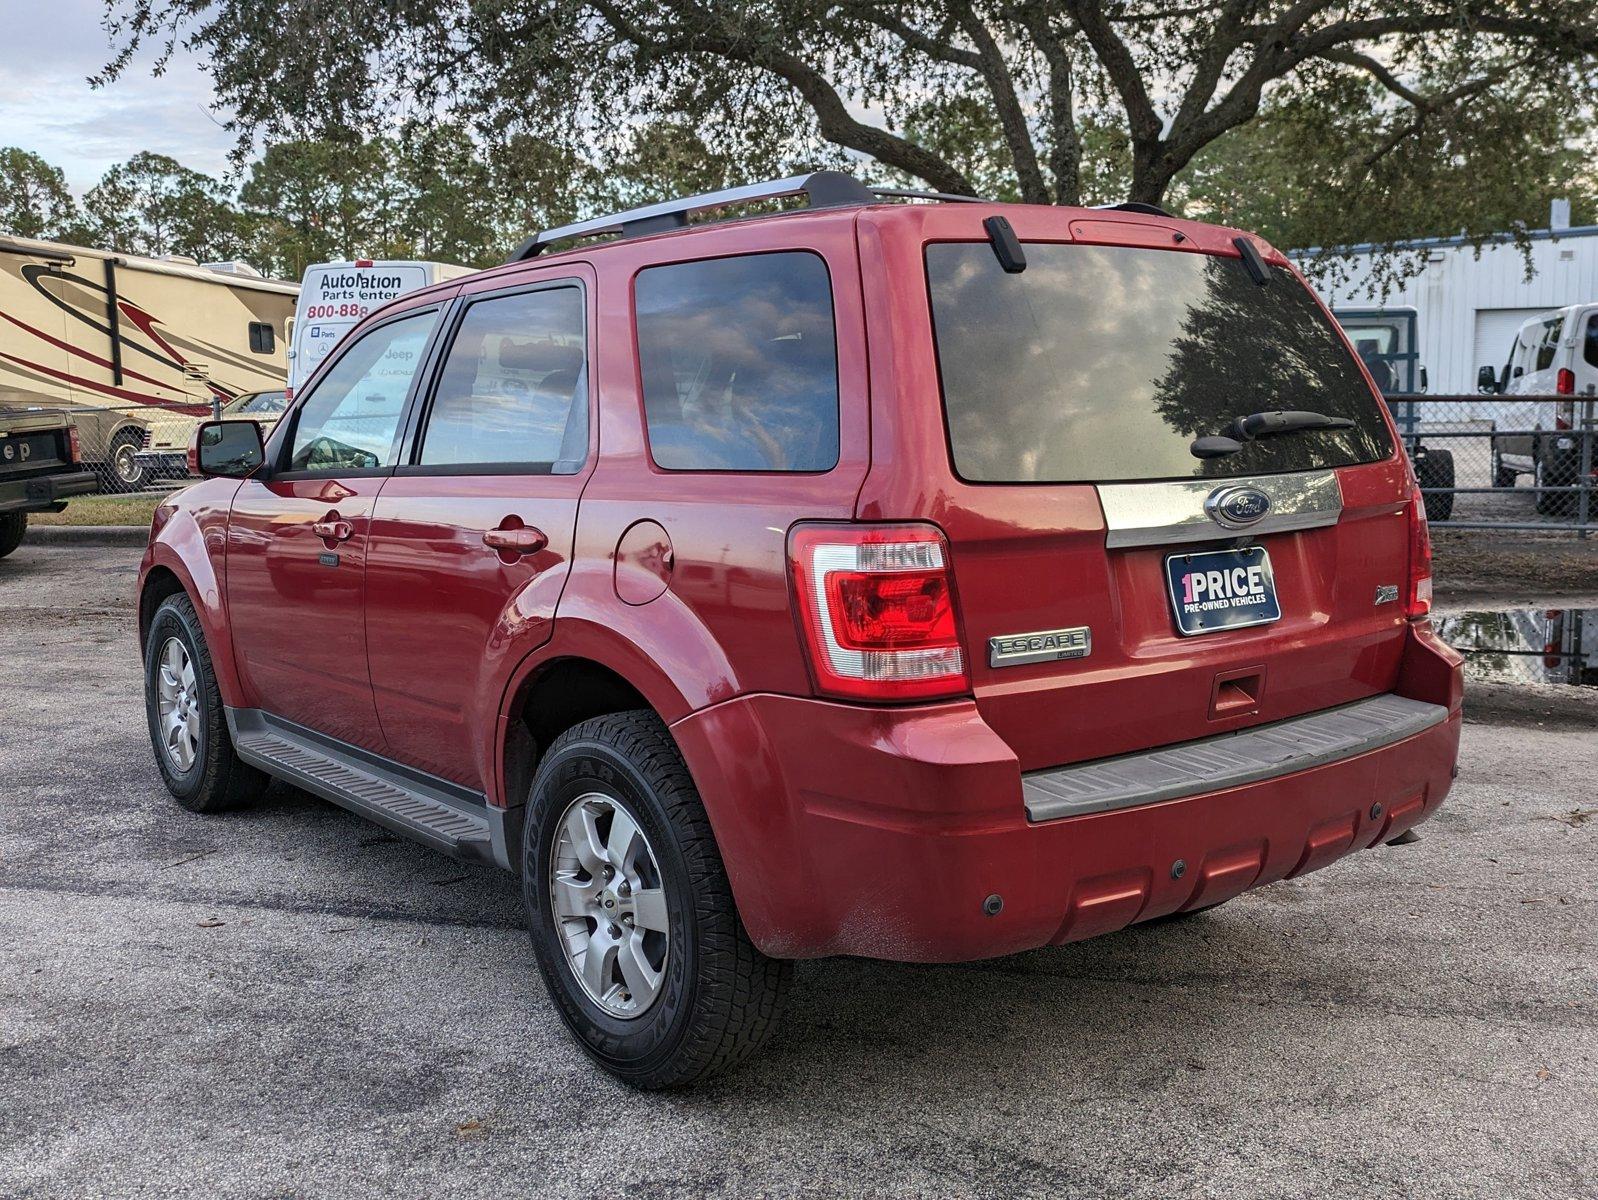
[1535,453,1576,518]
[0,512,25,559]
[143,593,268,812]
[523,711,791,1088]
[1414,448,1454,522]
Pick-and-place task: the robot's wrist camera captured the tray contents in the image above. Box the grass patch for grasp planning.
[30,490,166,527]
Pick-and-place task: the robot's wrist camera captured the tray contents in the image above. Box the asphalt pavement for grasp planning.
[1,540,1593,1199]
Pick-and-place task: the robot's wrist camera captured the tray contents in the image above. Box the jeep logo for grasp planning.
[1205,485,1271,529]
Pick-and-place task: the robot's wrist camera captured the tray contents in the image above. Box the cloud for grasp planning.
[0,0,239,193]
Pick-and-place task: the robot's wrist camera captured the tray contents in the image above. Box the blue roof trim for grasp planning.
[1292,223,1598,258]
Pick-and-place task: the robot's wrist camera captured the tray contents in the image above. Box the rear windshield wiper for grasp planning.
[1191,410,1356,459]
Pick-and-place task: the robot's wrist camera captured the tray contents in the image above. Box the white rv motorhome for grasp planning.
[288,260,474,394]
[0,235,298,489]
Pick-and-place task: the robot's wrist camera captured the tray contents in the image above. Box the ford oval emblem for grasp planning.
[1205,484,1272,529]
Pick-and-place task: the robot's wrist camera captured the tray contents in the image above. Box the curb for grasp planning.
[27,523,148,547]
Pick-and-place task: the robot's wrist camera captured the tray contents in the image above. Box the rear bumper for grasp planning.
[0,469,98,514]
[672,621,1463,962]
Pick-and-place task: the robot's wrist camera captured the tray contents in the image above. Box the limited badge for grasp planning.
[1375,584,1399,605]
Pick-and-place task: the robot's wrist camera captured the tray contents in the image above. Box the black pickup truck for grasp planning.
[0,406,98,558]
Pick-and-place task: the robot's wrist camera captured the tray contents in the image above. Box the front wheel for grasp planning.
[98,427,150,494]
[143,593,268,812]
[0,511,25,559]
[523,711,791,1088]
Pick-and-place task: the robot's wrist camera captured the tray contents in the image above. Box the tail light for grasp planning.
[788,523,969,701]
[66,423,81,464]
[1406,482,1432,619]
[1556,367,1575,395]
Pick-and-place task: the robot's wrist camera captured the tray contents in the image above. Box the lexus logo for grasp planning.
[1205,484,1271,529]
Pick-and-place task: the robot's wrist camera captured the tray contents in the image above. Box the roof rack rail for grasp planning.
[870,187,985,204]
[505,170,877,263]
[1092,201,1174,217]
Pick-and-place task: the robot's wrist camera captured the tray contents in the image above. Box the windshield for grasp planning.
[926,242,1394,483]
[226,390,288,415]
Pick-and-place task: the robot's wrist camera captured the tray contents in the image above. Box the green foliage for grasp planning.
[0,148,81,240]
[81,151,249,261]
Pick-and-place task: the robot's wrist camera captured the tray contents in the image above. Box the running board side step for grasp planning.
[226,708,498,864]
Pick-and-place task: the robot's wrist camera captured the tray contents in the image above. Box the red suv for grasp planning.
[138,173,1463,1087]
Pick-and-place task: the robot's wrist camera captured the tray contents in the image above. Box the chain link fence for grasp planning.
[1386,395,1596,534]
[64,399,220,494]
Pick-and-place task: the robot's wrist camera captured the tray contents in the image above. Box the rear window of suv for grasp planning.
[925,242,1394,483]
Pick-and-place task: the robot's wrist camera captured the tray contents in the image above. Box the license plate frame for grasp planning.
[1165,546,1281,637]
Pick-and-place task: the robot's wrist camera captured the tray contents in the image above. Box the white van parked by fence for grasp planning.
[287,260,473,394]
[1477,303,1597,510]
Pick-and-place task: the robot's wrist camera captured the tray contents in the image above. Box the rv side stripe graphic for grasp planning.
[0,310,173,392]
[0,349,205,411]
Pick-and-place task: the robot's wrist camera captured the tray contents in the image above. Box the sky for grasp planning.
[0,0,238,194]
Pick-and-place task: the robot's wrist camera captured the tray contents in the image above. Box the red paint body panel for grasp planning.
[137,198,1464,966]
[224,474,391,753]
[672,620,1461,961]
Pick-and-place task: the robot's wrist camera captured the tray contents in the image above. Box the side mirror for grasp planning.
[1418,366,1429,394]
[189,419,265,479]
[1512,366,1524,379]
[1477,365,1498,393]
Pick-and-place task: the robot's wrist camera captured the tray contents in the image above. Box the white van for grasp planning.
[1478,304,1597,512]
[288,260,474,393]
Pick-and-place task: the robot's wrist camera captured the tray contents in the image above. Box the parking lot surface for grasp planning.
[1,541,1594,1199]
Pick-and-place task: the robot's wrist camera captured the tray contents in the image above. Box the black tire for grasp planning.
[1491,448,1517,489]
[97,427,149,494]
[1535,450,1578,518]
[0,511,25,559]
[523,710,791,1088]
[143,593,269,813]
[1414,448,1454,522]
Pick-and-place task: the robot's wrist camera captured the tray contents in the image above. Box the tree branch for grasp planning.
[950,1,1050,202]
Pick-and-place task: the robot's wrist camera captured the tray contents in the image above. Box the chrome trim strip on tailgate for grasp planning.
[1023,694,1447,823]
[1097,469,1342,548]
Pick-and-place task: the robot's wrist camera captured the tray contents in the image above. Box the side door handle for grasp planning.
[312,517,353,542]
[483,525,549,557]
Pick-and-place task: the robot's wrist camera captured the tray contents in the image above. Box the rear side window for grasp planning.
[635,252,839,472]
[419,287,587,470]
[1534,317,1563,371]
[1585,315,1598,369]
[926,242,1394,483]
[289,311,435,472]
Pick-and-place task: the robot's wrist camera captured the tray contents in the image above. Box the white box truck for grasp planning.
[287,260,474,394]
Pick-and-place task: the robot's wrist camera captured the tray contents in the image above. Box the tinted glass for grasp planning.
[420,288,587,469]
[227,390,288,415]
[926,243,1393,482]
[636,252,839,471]
[1585,315,1598,369]
[289,312,434,472]
[1535,317,1562,371]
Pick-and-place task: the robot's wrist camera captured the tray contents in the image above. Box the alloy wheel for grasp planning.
[155,637,201,772]
[549,792,671,1018]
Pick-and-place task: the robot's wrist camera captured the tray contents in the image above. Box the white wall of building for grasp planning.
[1298,227,1598,394]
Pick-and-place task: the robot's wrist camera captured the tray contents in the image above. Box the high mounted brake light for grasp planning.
[788,523,969,701]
